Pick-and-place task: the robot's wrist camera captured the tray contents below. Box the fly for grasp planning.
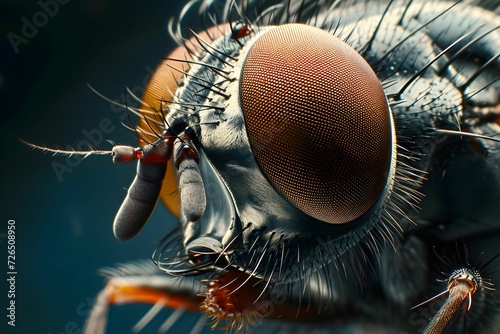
[26,0,500,333]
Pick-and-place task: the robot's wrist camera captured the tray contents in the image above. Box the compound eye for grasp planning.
[240,24,393,224]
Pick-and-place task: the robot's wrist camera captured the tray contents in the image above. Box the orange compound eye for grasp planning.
[240,24,393,224]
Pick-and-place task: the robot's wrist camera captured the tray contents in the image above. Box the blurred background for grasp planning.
[1,1,197,332]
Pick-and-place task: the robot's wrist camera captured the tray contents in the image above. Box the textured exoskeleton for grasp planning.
[36,0,498,333]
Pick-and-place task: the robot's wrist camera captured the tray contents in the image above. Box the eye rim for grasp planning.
[238,23,396,225]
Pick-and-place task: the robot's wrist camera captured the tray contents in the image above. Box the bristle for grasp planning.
[21,139,113,157]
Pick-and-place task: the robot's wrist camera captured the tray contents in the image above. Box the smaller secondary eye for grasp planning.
[240,23,393,225]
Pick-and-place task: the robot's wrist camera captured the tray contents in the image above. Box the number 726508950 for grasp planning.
[28,0,500,333]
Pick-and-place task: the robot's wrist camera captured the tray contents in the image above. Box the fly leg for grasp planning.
[421,268,483,334]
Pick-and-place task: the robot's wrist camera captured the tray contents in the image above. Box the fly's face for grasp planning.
[163,22,401,283]
[29,0,500,333]
[143,21,408,327]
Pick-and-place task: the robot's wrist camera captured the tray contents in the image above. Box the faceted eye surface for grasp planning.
[240,24,392,224]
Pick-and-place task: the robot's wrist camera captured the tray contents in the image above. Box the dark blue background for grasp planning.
[0,1,199,333]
